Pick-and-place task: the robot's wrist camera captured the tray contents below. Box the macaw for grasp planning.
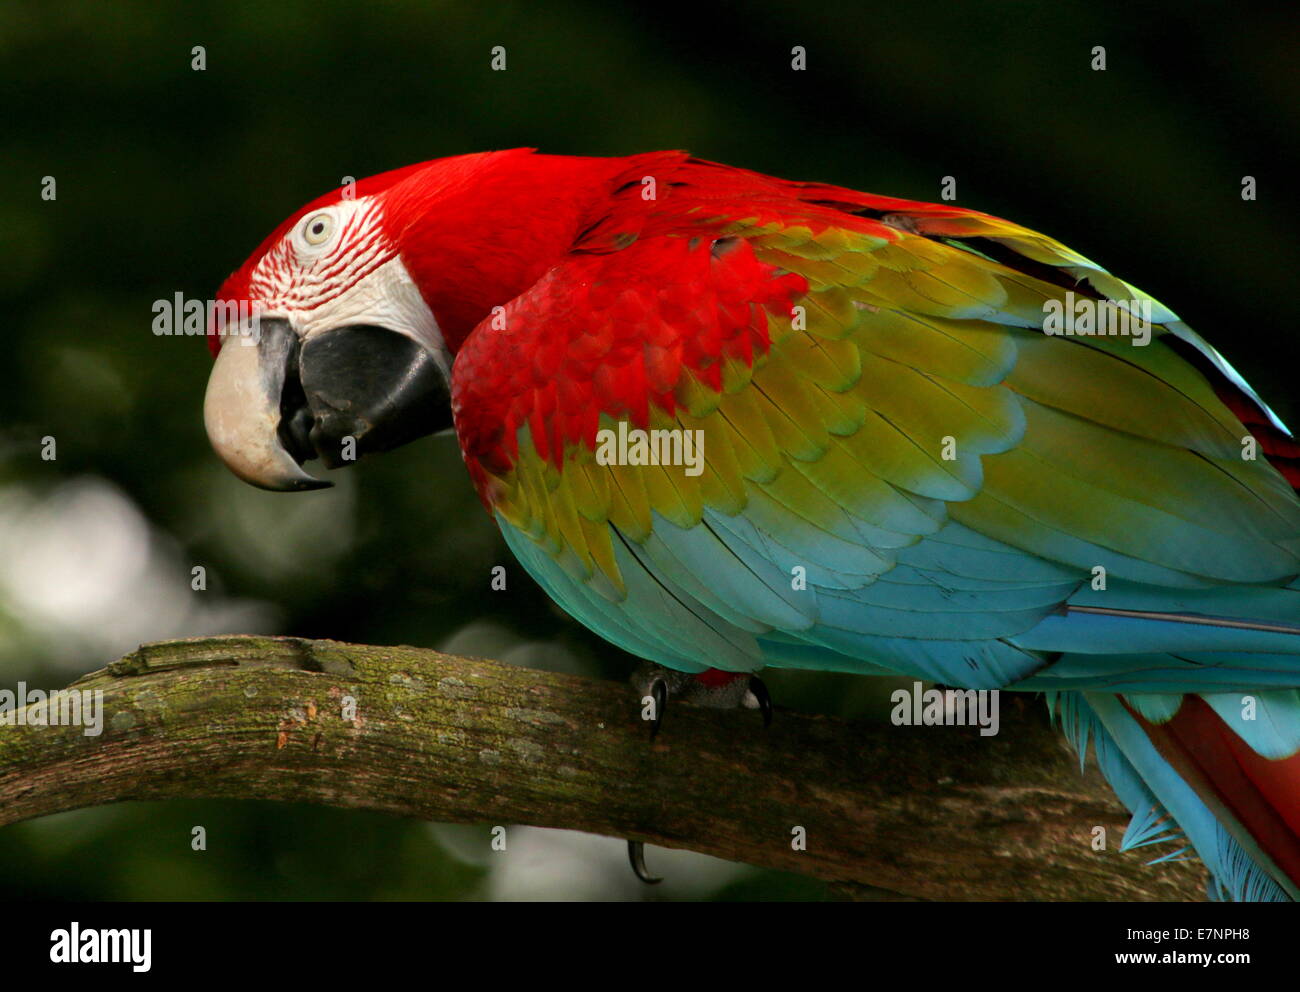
[203,149,1300,900]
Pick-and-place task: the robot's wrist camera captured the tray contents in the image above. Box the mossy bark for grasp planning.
[0,635,1205,900]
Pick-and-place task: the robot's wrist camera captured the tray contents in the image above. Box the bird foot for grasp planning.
[631,662,772,739]
[624,664,773,886]
[628,841,663,885]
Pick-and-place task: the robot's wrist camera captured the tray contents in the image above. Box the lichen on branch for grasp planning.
[0,635,1205,901]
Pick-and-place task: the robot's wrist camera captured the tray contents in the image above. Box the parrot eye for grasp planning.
[302,212,335,246]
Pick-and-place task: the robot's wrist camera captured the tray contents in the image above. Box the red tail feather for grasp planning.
[1215,386,1300,490]
[1126,696,1300,889]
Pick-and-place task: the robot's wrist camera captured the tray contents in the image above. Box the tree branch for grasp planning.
[0,635,1204,900]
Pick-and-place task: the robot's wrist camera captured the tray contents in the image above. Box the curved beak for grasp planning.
[204,318,451,492]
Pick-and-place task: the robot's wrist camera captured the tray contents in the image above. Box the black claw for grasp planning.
[628,840,663,884]
[749,676,773,728]
[648,676,668,740]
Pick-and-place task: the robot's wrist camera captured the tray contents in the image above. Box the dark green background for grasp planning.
[0,0,1295,900]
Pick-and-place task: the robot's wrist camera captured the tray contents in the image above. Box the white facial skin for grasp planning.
[247,195,451,372]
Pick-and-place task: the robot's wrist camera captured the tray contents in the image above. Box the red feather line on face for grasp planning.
[247,199,395,314]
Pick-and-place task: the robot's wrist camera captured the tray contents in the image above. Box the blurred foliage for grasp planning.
[0,0,1295,900]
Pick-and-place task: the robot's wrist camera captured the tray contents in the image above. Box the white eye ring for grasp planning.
[302,212,335,246]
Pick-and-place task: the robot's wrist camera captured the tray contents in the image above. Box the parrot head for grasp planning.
[204,168,450,491]
[203,148,621,490]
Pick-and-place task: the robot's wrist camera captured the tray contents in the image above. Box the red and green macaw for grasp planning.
[204,149,1300,900]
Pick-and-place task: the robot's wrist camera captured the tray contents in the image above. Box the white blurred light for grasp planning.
[429,823,750,901]
[0,477,276,674]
